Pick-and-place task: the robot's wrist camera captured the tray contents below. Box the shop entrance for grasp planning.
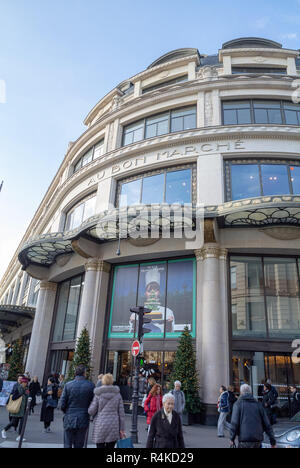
[233,351,300,417]
[106,350,176,403]
[49,350,74,379]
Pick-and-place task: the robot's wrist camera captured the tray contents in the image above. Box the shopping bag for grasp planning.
[116,437,134,448]
[6,395,22,414]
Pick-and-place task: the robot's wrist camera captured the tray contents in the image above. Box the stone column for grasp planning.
[76,259,111,380]
[25,282,57,380]
[195,245,230,424]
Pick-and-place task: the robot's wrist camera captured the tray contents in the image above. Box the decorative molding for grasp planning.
[85,259,111,274]
[39,282,58,292]
[204,219,217,243]
[195,245,228,261]
[259,226,300,240]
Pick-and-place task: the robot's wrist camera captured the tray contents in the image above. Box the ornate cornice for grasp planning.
[85,259,111,274]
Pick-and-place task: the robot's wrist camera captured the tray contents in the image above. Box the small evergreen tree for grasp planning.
[67,327,93,381]
[8,339,24,381]
[170,327,202,414]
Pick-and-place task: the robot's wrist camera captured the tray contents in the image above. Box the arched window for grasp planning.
[65,193,97,231]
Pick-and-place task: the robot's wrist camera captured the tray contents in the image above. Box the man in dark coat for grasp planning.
[146,393,185,449]
[230,384,277,449]
[290,386,300,418]
[60,365,95,449]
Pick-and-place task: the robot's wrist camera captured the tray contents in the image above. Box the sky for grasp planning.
[0,0,300,279]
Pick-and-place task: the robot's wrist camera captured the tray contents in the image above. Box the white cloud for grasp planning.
[280,33,298,40]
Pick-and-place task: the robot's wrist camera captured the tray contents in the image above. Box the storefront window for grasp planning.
[230,256,300,339]
[52,274,84,343]
[109,258,196,339]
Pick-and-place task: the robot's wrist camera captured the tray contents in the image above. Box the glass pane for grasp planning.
[142,173,164,204]
[146,113,169,125]
[171,107,196,118]
[165,169,191,204]
[268,109,283,124]
[137,263,167,337]
[284,110,298,125]
[74,160,82,173]
[157,119,169,135]
[132,126,144,143]
[265,258,300,338]
[171,116,184,132]
[166,259,195,337]
[254,108,268,123]
[123,132,134,146]
[120,179,142,207]
[183,113,196,129]
[94,141,104,159]
[231,164,261,200]
[261,164,290,195]
[66,203,84,230]
[110,265,139,336]
[290,166,300,194]
[81,148,93,167]
[237,109,252,124]
[223,101,251,110]
[83,196,96,221]
[223,109,237,125]
[230,257,267,338]
[53,282,70,342]
[63,276,82,341]
[145,123,157,139]
[253,100,281,109]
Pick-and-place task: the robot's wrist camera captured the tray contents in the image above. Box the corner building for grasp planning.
[1,37,300,423]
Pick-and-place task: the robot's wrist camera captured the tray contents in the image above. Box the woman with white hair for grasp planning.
[146,393,185,448]
[170,381,185,423]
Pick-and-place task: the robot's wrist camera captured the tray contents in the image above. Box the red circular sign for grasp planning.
[131,340,140,357]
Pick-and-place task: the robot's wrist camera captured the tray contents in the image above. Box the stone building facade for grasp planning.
[1,37,300,422]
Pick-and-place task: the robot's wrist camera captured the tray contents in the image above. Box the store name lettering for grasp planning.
[88,140,245,186]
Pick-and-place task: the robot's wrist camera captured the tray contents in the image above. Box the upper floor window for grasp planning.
[142,75,188,94]
[73,140,104,174]
[65,193,97,231]
[232,67,286,75]
[122,106,197,146]
[117,166,196,207]
[226,160,300,201]
[222,100,300,126]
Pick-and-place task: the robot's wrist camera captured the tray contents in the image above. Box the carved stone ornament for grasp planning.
[39,282,58,292]
[85,259,111,274]
[195,245,228,261]
[197,66,218,80]
[259,226,300,240]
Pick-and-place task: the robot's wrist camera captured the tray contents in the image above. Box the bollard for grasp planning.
[18,397,32,449]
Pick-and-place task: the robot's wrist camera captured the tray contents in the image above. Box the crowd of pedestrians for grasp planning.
[1,368,299,448]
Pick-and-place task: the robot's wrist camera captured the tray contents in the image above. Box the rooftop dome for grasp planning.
[147,48,200,69]
[222,37,283,50]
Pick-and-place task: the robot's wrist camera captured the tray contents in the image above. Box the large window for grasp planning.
[108,258,196,339]
[230,256,300,339]
[117,166,195,207]
[52,274,84,343]
[65,193,97,231]
[122,106,197,146]
[73,140,104,174]
[222,100,300,126]
[226,160,300,201]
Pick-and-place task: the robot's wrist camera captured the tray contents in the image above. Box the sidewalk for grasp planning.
[0,405,229,448]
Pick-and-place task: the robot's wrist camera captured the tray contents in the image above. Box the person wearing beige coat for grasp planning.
[88,374,126,448]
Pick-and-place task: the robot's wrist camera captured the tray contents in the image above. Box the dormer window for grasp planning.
[142,75,188,94]
[232,67,286,75]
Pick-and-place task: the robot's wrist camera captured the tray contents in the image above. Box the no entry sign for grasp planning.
[131,340,140,357]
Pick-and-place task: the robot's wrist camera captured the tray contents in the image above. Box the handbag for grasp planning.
[6,395,23,414]
[116,437,134,448]
[46,397,58,409]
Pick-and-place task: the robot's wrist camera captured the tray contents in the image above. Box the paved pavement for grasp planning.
[0,405,229,449]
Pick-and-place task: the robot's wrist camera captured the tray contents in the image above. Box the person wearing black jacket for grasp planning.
[29,377,41,414]
[146,393,185,449]
[290,386,300,418]
[230,384,277,449]
[40,377,58,433]
[262,383,277,425]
